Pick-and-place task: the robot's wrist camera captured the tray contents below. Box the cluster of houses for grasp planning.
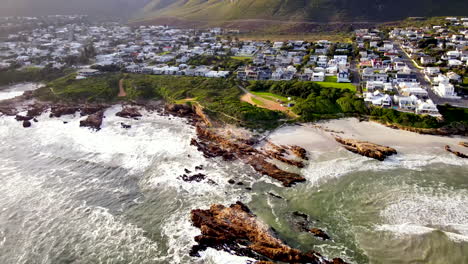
[235,41,352,82]
[1,16,466,118]
[356,17,467,117]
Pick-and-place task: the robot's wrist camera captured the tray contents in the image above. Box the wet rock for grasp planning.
[79,111,104,130]
[335,137,397,161]
[26,103,48,118]
[265,150,305,168]
[308,228,330,240]
[33,118,38,122]
[195,165,204,170]
[63,121,68,124]
[268,192,284,200]
[80,105,106,116]
[22,120,31,128]
[180,173,206,182]
[15,115,33,121]
[289,145,308,160]
[228,179,236,184]
[194,126,305,187]
[121,123,131,129]
[245,187,252,191]
[236,182,244,186]
[445,145,468,159]
[184,168,192,174]
[50,105,79,118]
[190,202,346,263]
[116,107,142,118]
[207,179,217,185]
[166,104,194,117]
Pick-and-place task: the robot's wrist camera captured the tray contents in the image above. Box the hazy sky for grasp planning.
[0,0,150,17]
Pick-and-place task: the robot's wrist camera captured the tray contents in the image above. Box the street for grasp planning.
[395,43,468,108]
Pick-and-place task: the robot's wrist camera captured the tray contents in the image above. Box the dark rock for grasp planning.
[180,173,206,182]
[79,111,104,130]
[184,168,192,174]
[195,165,204,170]
[15,115,33,121]
[22,120,31,128]
[33,118,38,122]
[63,121,68,124]
[445,145,468,159]
[50,105,79,118]
[335,137,397,161]
[116,107,142,118]
[309,228,331,240]
[190,202,345,263]
[121,123,131,129]
[268,192,284,199]
[80,105,106,116]
[245,187,252,191]
[207,179,217,185]
[236,182,244,186]
[228,179,236,184]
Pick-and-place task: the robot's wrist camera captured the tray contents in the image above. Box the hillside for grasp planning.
[0,0,149,18]
[137,0,468,24]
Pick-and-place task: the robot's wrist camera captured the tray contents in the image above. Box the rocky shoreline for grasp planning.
[334,137,397,161]
[190,202,347,264]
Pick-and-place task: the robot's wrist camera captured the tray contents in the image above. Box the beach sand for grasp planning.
[267,118,468,156]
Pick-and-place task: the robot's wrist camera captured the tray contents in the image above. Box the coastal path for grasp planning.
[118,79,127,97]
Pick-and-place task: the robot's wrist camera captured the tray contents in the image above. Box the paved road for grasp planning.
[395,43,468,108]
[350,60,362,94]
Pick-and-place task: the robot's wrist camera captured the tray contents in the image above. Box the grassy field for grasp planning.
[315,81,356,92]
[251,91,289,102]
[231,56,253,60]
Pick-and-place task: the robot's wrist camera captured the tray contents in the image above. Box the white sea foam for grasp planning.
[377,187,468,242]
[0,83,42,101]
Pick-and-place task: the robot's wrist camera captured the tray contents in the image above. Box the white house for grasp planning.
[311,71,325,82]
[433,75,460,99]
[364,91,392,107]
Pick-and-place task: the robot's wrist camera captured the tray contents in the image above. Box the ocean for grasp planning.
[0,83,467,264]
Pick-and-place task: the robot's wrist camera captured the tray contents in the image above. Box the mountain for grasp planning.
[0,0,149,18]
[138,0,468,24]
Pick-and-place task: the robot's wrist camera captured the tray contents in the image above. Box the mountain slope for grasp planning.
[0,0,149,18]
[139,0,468,23]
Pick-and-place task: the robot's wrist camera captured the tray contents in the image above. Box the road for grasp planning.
[350,60,362,94]
[395,43,468,108]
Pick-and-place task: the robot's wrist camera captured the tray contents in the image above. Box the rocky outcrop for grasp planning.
[309,228,330,240]
[116,106,142,118]
[166,104,194,117]
[289,145,308,160]
[445,145,468,159]
[335,137,397,161]
[80,104,107,116]
[192,126,305,187]
[50,105,79,118]
[79,111,104,130]
[22,120,32,128]
[15,115,33,121]
[190,202,347,264]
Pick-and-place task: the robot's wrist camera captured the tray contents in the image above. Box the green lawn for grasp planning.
[231,56,252,61]
[251,91,289,102]
[314,81,356,92]
[324,76,337,82]
[251,97,265,107]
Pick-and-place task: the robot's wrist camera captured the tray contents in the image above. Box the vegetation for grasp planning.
[37,73,285,129]
[369,107,440,128]
[246,80,366,121]
[141,0,468,25]
[0,67,72,86]
[187,55,250,71]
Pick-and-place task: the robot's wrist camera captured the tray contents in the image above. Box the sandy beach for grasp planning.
[267,118,468,157]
